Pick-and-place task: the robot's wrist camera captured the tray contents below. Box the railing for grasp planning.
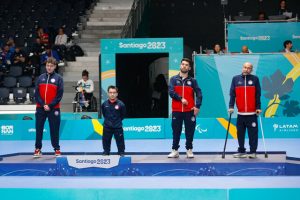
[121,0,150,38]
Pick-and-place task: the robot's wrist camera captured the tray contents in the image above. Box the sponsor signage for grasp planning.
[66,155,120,169]
[123,118,165,139]
[273,123,299,133]
[1,125,14,135]
[118,41,167,50]
[0,117,299,140]
[100,38,183,116]
[228,22,300,52]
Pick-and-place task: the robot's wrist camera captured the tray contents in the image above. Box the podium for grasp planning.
[1,152,299,176]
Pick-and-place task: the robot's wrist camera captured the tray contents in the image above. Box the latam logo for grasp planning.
[273,124,299,132]
[1,125,14,135]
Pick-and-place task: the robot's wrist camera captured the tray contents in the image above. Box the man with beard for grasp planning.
[168,58,202,158]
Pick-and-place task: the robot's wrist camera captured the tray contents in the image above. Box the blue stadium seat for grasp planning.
[18,76,32,88]
[13,87,27,104]
[0,87,10,104]
[3,76,17,89]
[28,87,36,103]
[8,65,23,77]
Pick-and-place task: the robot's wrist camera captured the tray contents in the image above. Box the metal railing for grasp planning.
[121,0,150,38]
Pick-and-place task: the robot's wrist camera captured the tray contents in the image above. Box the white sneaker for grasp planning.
[233,153,247,158]
[186,149,194,158]
[168,149,179,158]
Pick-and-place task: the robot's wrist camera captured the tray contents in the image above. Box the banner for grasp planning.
[100,38,183,115]
[1,117,299,140]
[228,22,300,53]
[194,53,300,119]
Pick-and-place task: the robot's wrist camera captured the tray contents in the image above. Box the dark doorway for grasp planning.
[116,53,169,118]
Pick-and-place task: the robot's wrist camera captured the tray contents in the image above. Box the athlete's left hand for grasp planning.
[192,107,200,116]
[44,105,50,111]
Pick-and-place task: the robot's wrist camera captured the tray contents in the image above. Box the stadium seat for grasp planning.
[268,15,287,20]
[3,76,17,89]
[8,65,23,77]
[13,87,27,104]
[0,87,10,104]
[18,76,32,88]
[40,65,46,74]
[234,16,252,21]
[28,87,36,103]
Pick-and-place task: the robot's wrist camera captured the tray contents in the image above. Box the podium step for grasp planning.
[1,152,300,176]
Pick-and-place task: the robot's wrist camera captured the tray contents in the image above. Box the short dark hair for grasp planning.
[107,85,118,92]
[284,40,292,48]
[82,69,89,77]
[181,58,193,66]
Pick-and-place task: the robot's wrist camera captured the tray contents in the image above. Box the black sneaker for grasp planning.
[248,153,257,159]
[119,152,125,157]
[102,152,110,156]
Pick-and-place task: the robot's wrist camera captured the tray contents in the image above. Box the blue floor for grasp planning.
[1,139,299,196]
[1,176,300,189]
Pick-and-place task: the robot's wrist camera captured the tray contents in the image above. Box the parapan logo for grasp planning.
[181,124,207,134]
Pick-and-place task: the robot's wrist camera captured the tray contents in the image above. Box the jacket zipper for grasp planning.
[244,76,247,112]
[45,74,50,104]
[182,78,185,112]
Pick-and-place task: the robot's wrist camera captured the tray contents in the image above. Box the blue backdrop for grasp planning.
[228,22,300,53]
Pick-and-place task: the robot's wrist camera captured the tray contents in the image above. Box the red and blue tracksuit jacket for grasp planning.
[229,74,261,115]
[35,72,64,109]
[169,74,202,112]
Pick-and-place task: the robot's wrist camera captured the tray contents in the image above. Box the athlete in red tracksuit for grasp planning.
[168,58,202,158]
[229,62,261,158]
[33,57,64,157]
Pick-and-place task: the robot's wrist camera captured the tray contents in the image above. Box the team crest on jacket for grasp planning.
[252,122,256,127]
[115,105,119,110]
[51,78,56,83]
[187,80,192,85]
[248,80,253,85]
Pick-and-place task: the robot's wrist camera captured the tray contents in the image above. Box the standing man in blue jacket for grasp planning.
[101,85,126,156]
[228,62,261,159]
[168,58,203,159]
[34,57,64,158]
